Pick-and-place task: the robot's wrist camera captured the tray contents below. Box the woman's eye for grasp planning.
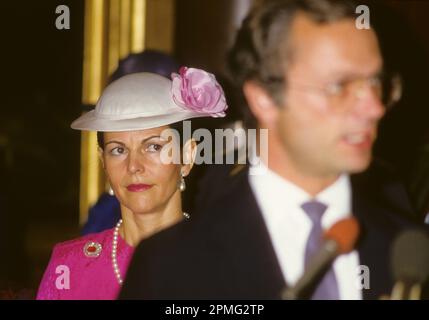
[146,144,163,152]
[110,147,126,155]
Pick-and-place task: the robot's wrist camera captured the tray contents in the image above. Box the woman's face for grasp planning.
[100,126,186,215]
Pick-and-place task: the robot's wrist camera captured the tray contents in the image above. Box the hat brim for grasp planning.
[70,110,214,132]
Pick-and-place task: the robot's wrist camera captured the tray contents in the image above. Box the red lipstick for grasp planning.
[126,184,152,192]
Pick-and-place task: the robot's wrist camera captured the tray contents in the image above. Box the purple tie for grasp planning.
[301,200,340,300]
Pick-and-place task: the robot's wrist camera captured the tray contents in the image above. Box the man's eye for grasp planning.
[146,144,163,153]
[326,82,346,96]
[368,76,382,88]
[110,147,126,155]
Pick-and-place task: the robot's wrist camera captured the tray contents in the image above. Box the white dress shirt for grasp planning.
[248,161,362,300]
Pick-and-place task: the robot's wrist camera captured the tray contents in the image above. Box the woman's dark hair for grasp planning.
[227,0,358,129]
[97,131,104,150]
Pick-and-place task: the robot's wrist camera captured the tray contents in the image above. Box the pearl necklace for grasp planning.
[112,219,124,285]
[112,212,190,285]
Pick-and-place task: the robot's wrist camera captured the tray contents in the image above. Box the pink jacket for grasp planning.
[37,228,134,300]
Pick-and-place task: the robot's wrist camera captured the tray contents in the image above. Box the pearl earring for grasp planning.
[179,172,186,192]
[108,186,115,196]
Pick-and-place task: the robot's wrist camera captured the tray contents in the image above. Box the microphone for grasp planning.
[390,229,429,300]
[282,217,360,300]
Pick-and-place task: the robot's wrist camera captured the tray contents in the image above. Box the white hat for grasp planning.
[71,68,227,132]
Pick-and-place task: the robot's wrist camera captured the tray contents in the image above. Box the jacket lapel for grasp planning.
[351,183,393,300]
[204,165,286,299]
[350,168,413,300]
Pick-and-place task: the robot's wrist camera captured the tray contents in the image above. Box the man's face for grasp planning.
[276,14,385,178]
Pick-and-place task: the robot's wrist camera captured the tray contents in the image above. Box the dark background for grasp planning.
[0,0,428,296]
[0,0,84,293]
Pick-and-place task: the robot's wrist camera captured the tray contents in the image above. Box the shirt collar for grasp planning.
[249,160,352,225]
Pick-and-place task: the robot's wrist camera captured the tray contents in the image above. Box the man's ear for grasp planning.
[98,147,105,170]
[243,81,279,127]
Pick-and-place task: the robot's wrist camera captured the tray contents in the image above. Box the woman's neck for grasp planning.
[119,192,183,247]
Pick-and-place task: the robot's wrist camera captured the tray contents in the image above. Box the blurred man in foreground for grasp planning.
[120,0,423,300]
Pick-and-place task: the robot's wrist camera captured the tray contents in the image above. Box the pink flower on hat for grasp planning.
[171,67,228,117]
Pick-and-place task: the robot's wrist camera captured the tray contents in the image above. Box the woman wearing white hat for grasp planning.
[36,67,228,300]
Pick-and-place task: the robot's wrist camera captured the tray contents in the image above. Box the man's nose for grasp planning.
[352,85,386,121]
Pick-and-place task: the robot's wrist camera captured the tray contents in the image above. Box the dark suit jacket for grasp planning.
[120,161,423,300]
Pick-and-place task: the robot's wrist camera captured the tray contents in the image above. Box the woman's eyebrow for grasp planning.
[105,140,125,147]
[141,135,164,143]
[104,135,164,147]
